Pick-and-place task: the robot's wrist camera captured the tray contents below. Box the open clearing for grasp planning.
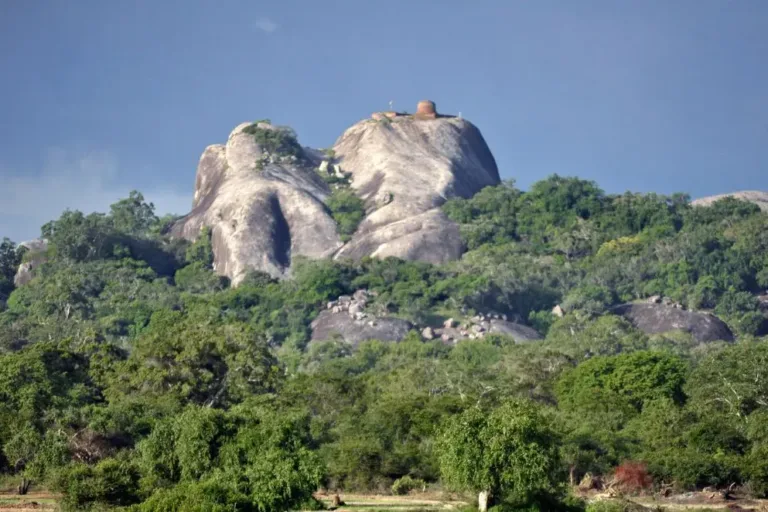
[314,492,469,511]
[0,492,58,511]
[0,490,765,511]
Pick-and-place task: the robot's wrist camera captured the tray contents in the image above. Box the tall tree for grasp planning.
[0,238,21,301]
[436,399,561,511]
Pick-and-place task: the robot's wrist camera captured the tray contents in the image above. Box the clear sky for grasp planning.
[1,0,767,242]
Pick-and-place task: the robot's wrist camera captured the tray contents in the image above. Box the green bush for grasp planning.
[53,455,141,510]
[134,479,251,512]
[585,501,638,512]
[326,189,365,241]
[243,123,303,158]
[391,475,425,495]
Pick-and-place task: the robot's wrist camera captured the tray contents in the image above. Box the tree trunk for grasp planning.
[478,490,491,512]
[17,478,30,495]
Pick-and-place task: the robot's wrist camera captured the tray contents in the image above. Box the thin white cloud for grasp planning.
[0,148,191,242]
[253,17,279,34]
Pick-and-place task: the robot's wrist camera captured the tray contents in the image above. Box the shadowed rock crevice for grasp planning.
[266,194,291,269]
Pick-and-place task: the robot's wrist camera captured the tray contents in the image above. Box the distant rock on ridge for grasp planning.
[171,101,501,284]
[14,239,48,287]
[692,190,768,211]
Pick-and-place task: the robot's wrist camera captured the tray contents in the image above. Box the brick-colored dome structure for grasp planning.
[416,100,437,118]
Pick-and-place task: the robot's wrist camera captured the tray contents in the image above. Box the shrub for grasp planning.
[326,189,365,241]
[586,500,647,512]
[243,123,303,158]
[612,461,652,493]
[134,479,250,512]
[53,455,141,510]
[297,495,327,510]
[391,475,425,495]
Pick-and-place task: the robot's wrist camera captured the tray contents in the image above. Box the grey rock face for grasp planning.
[335,209,464,264]
[691,191,768,211]
[14,239,49,287]
[332,114,500,264]
[171,123,343,285]
[488,319,544,343]
[612,303,734,343]
[310,310,412,346]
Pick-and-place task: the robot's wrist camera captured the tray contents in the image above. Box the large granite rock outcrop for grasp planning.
[332,103,500,263]
[171,123,342,284]
[171,102,501,285]
[612,303,734,343]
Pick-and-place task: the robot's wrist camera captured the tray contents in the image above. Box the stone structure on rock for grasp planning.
[415,100,437,118]
[170,101,500,285]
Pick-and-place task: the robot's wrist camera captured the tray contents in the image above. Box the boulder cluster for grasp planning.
[312,289,541,344]
[424,312,509,343]
[169,101,501,285]
[325,289,379,323]
[317,160,349,182]
[645,295,684,309]
[316,290,542,346]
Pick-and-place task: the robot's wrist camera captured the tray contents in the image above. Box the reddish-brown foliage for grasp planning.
[613,461,653,492]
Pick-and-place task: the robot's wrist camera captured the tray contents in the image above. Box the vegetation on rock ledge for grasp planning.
[326,188,365,241]
[243,122,304,159]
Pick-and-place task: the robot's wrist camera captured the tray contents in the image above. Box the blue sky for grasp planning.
[1,0,767,242]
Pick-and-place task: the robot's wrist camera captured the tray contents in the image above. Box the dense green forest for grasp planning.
[1,176,767,511]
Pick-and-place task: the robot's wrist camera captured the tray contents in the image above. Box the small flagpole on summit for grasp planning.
[389,100,394,112]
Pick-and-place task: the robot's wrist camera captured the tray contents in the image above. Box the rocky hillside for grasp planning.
[171,101,499,284]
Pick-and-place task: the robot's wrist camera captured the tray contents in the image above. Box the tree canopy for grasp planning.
[0,179,767,509]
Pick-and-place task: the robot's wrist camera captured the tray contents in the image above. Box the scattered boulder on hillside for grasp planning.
[332,101,500,264]
[691,190,768,211]
[310,310,412,345]
[312,291,542,346]
[432,312,542,345]
[488,319,543,342]
[14,239,49,287]
[612,303,734,343]
[646,295,684,308]
[311,289,413,345]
